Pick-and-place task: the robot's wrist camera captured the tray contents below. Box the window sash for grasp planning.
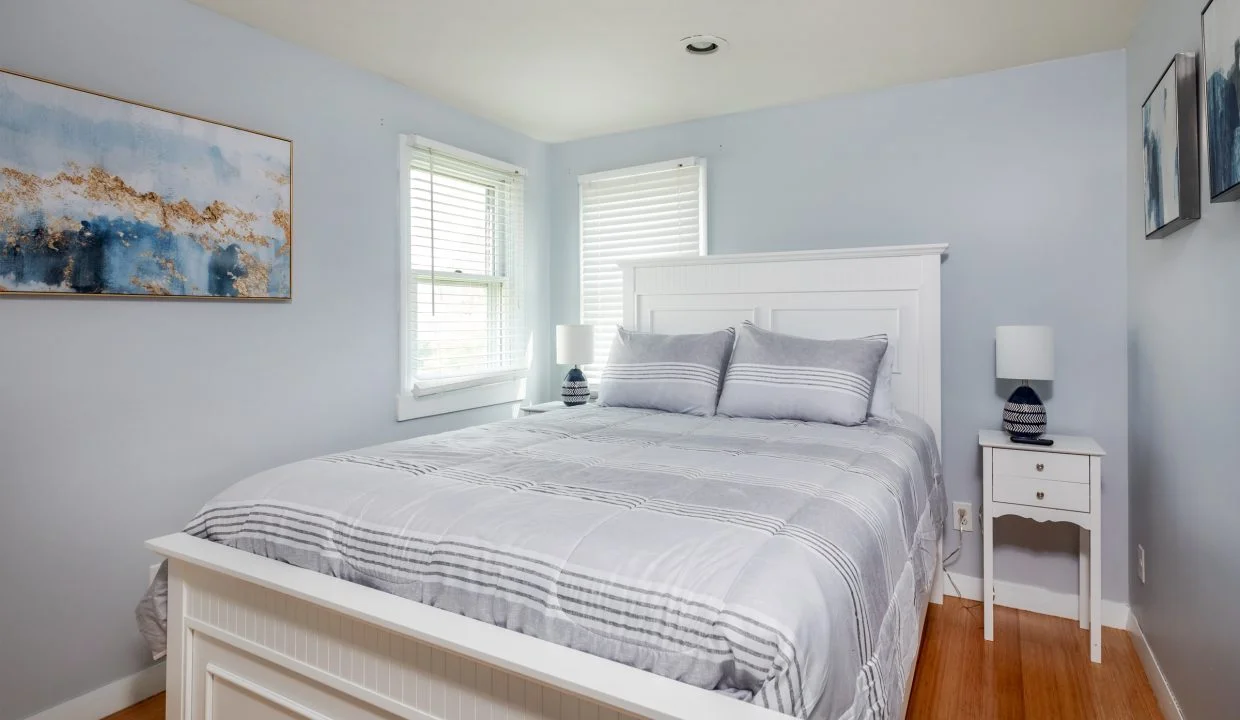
[578,159,705,384]
[403,138,526,398]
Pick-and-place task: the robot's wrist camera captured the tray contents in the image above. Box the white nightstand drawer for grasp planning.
[993,448,1089,484]
[993,475,1090,512]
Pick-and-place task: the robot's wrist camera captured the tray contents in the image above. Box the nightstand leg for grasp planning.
[983,510,994,641]
[1089,457,1102,663]
[1091,525,1101,659]
[1090,523,1102,662]
[1078,525,1090,629]
[982,447,994,642]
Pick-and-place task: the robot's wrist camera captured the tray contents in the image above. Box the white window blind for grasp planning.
[579,158,705,382]
[406,139,525,396]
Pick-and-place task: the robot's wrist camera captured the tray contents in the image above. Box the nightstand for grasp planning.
[979,430,1106,662]
[520,400,593,416]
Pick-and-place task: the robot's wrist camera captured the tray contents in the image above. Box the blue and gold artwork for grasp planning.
[1143,67,1179,235]
[0,70,291,298]
[1205,0,1240,202]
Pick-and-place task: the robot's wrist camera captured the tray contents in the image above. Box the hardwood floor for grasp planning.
[908,597,1163,719]
[105,598,1162,720]
[102,692,163,720]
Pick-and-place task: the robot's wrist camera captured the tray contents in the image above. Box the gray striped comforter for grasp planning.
[143,407,943,719]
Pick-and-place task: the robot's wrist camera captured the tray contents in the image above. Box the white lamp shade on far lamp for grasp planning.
[555,324,595,366]
[996,325,1054,381]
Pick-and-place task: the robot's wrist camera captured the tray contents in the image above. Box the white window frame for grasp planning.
[396,135,527,421]
[578,157,707,384]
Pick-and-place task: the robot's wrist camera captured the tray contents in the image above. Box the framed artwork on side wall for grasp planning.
[0,69,293,299]
[1204,0,1240,203]
[1143,53,1201,238]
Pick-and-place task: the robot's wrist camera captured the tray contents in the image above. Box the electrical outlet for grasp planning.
[952,502,974,532]
[1137,545,1146,584]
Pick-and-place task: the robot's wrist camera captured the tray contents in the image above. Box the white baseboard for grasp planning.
[1128,614,1185,720]
[24,662,165,720]
[940,572,1130,629]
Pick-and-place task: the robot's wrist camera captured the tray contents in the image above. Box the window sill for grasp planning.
[395,379,525,421]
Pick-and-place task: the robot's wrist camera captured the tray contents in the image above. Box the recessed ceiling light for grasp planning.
[682,35,728,56]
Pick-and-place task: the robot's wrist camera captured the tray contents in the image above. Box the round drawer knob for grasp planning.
[1036,463,1045,472]
[1036,491,1045,500]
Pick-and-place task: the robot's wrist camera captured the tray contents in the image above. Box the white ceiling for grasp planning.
[191,0,1142,142]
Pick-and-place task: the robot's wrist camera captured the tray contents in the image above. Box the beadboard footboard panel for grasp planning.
[180,567,629,720]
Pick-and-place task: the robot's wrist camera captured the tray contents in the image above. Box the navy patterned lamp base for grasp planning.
[1002,384,1047,439]
[561,366,590,406]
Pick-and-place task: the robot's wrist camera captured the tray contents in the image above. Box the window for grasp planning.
[398,136,526,420]
[578,158,706,382]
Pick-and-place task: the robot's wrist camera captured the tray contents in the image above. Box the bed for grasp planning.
[143,243,948,720]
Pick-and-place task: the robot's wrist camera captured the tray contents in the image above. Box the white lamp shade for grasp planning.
[556,324,595,365]
[996,325,1054,381]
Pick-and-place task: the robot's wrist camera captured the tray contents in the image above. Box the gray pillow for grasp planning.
[598,326,735,416]
[717,322,888,425]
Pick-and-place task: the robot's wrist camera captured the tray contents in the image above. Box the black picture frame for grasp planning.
[1142,53,1201,238]
[1203,0,1240,203]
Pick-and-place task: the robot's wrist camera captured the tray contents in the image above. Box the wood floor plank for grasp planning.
[101,692,164,720]
[105,599,1163,719]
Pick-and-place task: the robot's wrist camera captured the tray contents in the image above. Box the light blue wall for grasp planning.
[549,51,1129,604]
[1127,0,1240,716]
[0,1,549,718]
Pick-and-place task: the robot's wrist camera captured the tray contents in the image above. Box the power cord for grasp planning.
[942,510,982,612]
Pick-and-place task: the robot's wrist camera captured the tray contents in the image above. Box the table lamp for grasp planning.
[996,325,1054,444]
[556,324,594,406]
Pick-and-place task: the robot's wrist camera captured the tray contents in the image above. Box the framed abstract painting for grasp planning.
[1142,53,1200,239]
[0,69,292,299]
[1204,0,1240,203]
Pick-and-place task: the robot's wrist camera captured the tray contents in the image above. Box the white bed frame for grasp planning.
[148,243,948,720]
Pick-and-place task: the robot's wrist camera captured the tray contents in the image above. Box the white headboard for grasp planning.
[621,244,948,449]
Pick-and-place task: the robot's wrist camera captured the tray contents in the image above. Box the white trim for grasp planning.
[205,663,336,720]
[941,572,1130,629]
[618,243,950,268]
[578,156,701,183]
[1128,614,1186,720]
[407,134,525,175]
[412,368,527,397]
[397,135,413,396]
[395,378,525,421]
[23,663,165,720]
